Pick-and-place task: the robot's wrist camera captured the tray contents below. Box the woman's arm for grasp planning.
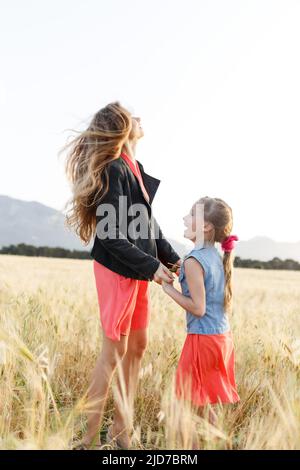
[162,257,206,317]
[95,162,160,279]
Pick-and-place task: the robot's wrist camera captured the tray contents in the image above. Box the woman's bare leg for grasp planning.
[81,333,128,448]
[110,328,148,447]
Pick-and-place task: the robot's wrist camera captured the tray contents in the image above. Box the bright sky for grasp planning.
[1,0,300,245]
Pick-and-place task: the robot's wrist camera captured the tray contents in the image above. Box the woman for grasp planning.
[64,102,181,449]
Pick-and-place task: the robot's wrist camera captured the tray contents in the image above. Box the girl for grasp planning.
[64,102,181,449]
[162,196,240,424]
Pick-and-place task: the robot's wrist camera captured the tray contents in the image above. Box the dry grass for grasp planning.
[0,254,299,450]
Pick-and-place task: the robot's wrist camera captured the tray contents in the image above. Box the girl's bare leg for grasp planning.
[190,404,218,450]
[110,328,148,447]
[81,334,128,448]
[197,405,218,425]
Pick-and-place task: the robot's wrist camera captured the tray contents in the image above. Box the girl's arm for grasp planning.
[162,257,206,317]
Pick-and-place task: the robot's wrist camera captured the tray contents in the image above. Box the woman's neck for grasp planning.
[122,140,137,161]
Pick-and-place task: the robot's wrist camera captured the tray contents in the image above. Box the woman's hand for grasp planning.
[168,258,182,276]
[153,263,174,285]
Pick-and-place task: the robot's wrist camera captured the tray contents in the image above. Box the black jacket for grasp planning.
[90,157,180,280]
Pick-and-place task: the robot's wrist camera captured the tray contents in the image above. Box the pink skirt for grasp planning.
[93,260,150,341]
[176,331,240,407]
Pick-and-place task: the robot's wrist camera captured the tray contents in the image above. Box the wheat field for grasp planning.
[0,254,299,450]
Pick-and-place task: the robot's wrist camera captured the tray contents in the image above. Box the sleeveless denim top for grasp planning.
[178,245,230,334]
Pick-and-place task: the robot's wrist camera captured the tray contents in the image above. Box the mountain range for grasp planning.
[0,195,299,261]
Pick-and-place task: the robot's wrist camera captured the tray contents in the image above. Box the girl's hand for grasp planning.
[162,279,174,293]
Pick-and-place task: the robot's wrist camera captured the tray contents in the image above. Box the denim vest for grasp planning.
[178,245,230,335]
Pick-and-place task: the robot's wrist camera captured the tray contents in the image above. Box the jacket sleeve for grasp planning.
[152,217,181,267]
[95,163,160,280]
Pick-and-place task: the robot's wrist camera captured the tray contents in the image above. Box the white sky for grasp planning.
[1,0,300,245]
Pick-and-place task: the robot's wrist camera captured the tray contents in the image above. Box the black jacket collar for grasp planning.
[118,157,161,206]
[136,160,161,205]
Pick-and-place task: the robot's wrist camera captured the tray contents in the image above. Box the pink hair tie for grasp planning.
[221,235,239,253]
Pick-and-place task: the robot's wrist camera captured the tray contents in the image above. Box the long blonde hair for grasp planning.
[196,196,235,313]
[61,102,132,245]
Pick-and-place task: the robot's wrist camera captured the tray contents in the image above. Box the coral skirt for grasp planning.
[93,260,150,341]
[175,331,240,407]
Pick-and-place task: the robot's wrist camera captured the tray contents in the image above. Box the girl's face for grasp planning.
[129,116,144,140]
[183,203,214,242]
[183,204,199,241]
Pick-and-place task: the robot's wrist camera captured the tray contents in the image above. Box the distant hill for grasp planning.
[0,195,187,256]
[235,236,300,262]
[0,195,90,251]
[0,195,299,262]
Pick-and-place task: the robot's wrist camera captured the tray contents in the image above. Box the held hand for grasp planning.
[168,258,182,277]
[153,263,174,285]
[175,258,182,276]
[162,279,174,293]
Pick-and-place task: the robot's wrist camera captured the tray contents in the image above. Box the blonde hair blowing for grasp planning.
[196,196,234,313]
[61,102,132,245]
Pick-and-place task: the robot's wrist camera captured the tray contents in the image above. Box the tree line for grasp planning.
[234,256,300,271]
[0,244,299,271]
[0,243,91,259]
